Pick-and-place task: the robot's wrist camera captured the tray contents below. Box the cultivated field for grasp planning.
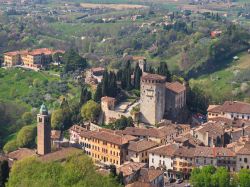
[80,3,149,10]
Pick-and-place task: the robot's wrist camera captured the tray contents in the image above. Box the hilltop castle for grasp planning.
[140,73,186,125]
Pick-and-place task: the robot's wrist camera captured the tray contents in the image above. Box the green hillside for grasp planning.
[190,52,250,104]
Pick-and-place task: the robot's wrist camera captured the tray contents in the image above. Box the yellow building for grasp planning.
[172,147,194,179]
[90,130,137,166]
[4,51,22,67]
[127,139,158,163]
[4,48,64,68]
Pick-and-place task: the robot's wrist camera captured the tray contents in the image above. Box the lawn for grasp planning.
[190,52,250,103]
[0,68,80,110]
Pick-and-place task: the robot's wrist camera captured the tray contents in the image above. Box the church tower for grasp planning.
[37,103,51,155]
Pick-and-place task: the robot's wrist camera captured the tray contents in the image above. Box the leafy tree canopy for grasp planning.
[81,100,101,122]
[7,154,122,187]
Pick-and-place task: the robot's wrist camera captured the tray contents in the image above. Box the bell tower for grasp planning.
[37,103,51,155]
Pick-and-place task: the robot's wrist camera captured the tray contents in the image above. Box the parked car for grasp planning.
[176,179,183,184]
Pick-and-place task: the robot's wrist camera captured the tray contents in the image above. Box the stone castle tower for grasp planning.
[140,74,166,125]
[37,104,51,155]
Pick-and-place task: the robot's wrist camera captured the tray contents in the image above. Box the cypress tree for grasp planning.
[102,70,109,96]
[134,63,142,89]
[80,86,91,106]
[94,83,102,102]
[157,62,172,82]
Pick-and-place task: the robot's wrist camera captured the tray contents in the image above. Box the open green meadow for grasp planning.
[190,52,250,103]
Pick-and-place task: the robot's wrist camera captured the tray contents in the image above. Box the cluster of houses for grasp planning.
[67,100,250,186]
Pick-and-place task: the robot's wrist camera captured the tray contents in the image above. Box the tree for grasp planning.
[157,62,171,82]
[3,140,18,154]
[51,109,64,130]
[109,116,133,130]
[80,86,92,106]
[62,49,88,73]
[121,61,132,90]
[238,169,250,187]
[212,167,230,187]
[134,63,142,89]
[7,153,122,187]
[21,112,34,125]
[81,100,101,122]
[60,98,71,130]
[16,125,37,148]
[190,166,216,187]
[94,83,102,102]
[186,84,209,114]
[0,160,9,187]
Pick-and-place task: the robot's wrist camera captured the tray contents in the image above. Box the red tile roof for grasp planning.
[148,144,179,157]
[128,140,158,152]
[139,168,164,183]
[91,130,137,145]
[117,162,146,177]
[141,73,166,82]
[39,147,82,162]
[166,81,186,93]
[208,101,250,114]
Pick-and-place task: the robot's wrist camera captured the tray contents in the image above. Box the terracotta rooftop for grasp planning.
[148,144,179,157]
[90,67,105,73]
[182,133,204,147]
[236,142,250,155]
[117,162,146,177]
[122,125,180,139]
[195,122,224,138]
[101,96,116,102]
[51,130,61,140]
[79,130,97,139]
[128,140,158,152]
[141,73,166,82]
[39,147,82,162]
[138,168,164,183]
[166,81,186,93]
[4,48,64,57]
[208,101,250,114]
[70,125,87,134]
[173,147,195,158]
[194,147,235,157]
[8,148,37,161]
[91,130,137,145]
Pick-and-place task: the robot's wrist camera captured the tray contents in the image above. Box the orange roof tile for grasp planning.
[166,81,186,93]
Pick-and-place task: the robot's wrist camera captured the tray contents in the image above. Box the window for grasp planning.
[244,158,248,163]
[239,158,242,161]
[152,158,154,163]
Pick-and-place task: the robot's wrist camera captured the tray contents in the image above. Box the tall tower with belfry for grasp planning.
[37,103,51,155]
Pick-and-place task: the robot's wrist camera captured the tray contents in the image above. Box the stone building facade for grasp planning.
[140,73,186,125]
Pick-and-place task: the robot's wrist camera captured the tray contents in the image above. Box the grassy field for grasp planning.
[0,68,78,108]
[190,52,250,103]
